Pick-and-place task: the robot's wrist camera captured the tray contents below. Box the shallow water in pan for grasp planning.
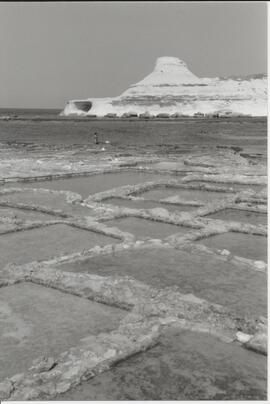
[0,223,118,269]
[102,197,196,213]
[0,283,124,380]
[58,246,266,318]
[197,232,267,262]
[105,217,190,239]
[3,172,171,199]
[0,206,55,221]
[59,328,267,401]
[140,187,229,202]
[206,208,267,226]
[186,181,265,193]
[0,190,94,216]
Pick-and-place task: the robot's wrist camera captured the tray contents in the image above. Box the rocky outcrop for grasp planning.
[62,57,267,117]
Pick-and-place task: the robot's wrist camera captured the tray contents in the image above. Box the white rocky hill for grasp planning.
[62,57,267,117]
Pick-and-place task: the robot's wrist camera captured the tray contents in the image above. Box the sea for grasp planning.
[0,109,266,160]
[0,108,62,120]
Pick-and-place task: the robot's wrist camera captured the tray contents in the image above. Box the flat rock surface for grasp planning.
[0,117,267,400]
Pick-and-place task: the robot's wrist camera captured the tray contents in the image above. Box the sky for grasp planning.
[0,1,267,108]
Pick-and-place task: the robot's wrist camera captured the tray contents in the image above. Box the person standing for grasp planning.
[94,132,99,145]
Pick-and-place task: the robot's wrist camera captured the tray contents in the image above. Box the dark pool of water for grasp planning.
[0,283,124,380]
[4,172,170,199]
[0,224,118,269]
[59,328,266,400]
[104,217,190,239]
[102,198,195,213]
[206,209,267,226]
[197,232,267,262]
[59,246,266,318]
[140,187,228,202]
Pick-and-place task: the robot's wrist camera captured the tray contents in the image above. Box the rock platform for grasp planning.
[0,145,267,400]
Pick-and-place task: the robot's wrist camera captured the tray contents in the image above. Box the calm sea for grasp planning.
[0,108,61,119]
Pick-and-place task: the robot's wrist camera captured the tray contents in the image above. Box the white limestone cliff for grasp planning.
[62,57,267,117]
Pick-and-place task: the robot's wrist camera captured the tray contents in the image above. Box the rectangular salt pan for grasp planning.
[102,198,195,213]
[206,209,267,226]
[0,206,54,221]
[58,329,267,401]
[0,283,124,380]
[140,187,228,202]
[0,191,94,216]
[0,224,118,269]
[4,172,171,199]
[104,217,190,239]
[187,182,265,193]
[58,247,266,318]
[197,232,267,262]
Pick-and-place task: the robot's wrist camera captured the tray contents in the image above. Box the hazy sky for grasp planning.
[0,2,267,108]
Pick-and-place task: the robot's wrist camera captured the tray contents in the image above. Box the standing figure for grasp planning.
[94,132,99,145]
